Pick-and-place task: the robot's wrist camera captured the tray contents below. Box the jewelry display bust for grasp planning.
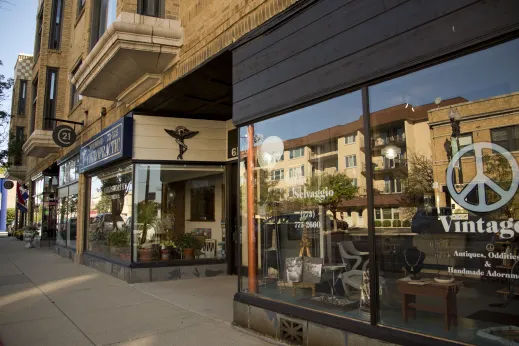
[403,246,426,280]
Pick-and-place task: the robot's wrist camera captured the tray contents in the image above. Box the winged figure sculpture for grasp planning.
[164,126,199,160]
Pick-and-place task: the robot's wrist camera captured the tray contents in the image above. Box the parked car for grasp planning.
[90,213,125,234]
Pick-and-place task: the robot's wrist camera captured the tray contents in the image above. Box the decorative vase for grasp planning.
[161,249,171,260]
[183,248,194,259]
[138,248,155,262]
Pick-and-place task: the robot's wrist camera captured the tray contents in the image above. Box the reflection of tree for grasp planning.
[400,151,434,205]
[304,172,358,231]
[98,167,132,229]
[257,170,285,217]
[95,194,112,214]
[483,153,517,218]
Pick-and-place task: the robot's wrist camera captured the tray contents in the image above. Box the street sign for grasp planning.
[52,125,76,147]
[3,181,14,190]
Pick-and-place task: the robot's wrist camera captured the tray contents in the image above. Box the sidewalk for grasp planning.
[0,238,276,346]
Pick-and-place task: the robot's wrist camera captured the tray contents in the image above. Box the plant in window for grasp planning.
[108,229,130,260]
[136,200,159,261]
[375,220,382,227]
[402,219,411,227]
[382,220,392,227]
[392,219,402,227]
[176,233,202,260]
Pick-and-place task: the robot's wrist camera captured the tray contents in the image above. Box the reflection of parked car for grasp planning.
[90,213,125,234]
[411,207,480,234]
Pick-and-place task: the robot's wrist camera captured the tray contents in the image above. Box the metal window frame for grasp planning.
[43,68,59,130]
[49,0,64,49]
[137,0,165,18]
[18,80,28,115]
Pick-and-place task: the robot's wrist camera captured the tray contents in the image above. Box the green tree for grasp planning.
[483,152,517,218]
[400,151,434,205]
[95,194,112,214]
[304,172,358,231]
[0,60,14,166]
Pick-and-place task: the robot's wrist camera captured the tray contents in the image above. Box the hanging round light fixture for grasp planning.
[381,145,401,159]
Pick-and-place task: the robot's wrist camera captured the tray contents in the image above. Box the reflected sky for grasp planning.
[241,38,519,145]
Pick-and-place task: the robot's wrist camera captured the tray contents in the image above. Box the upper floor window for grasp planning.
[18,80,28,115]
[138,0,165,18]
[90,0,117,50]
[270,169,284,181]
[49,0,63,49]
[491,126,519,152]
[77,0,86,15]
[344,133,356,144]
[289,147,304,159]
[70,61,83,110]
[30,77,38,135]
[345,155,357,168]
[14,127,25,166]
[43,68,58,130]
[289,165,305,178]
[34,4,44,58]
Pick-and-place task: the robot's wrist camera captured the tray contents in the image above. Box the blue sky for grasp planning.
[0,0,37,112]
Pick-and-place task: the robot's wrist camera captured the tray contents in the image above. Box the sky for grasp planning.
[0,0,37,112]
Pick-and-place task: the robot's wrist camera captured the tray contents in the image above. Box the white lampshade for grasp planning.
[381,145,401,159]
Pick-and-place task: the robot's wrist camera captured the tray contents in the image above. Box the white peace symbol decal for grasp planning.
[446,142,519,213]
[486,243,495,252]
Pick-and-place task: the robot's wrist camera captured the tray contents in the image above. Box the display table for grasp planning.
[397,278,460,331]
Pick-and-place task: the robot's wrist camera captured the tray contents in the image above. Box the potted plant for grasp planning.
[176,233,201,260]
[108,229,130,260]
[160,240,176,260]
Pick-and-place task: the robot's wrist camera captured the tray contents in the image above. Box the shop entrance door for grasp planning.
[226,161,239,275]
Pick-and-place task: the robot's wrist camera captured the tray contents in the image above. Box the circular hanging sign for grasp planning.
[3,181,14,190]
[52,125,76,147]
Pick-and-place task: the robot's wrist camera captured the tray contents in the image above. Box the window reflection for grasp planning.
[240,90,370,321]
[369,38,519,343]
[87,164,132,262]
[133,164,225,262]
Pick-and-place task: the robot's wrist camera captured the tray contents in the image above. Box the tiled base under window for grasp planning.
[233,300,400,346]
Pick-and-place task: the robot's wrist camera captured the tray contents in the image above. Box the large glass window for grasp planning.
[43,68,58,130]
[368,38,519,343]
[133,164,225,262]
[87,164,132,262]
[31,175,58,240]
[18,80,27,115]
[49,0,63,49]
[57,156,79,248]
[239,90,368,321]
[90,0,117,50]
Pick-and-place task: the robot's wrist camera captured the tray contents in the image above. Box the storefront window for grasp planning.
[31,175,58,239]
[57,156,80,248]
[239,90,369,320]
[369,38,519,343]
[133,164,225,262]
[86,164,132,262]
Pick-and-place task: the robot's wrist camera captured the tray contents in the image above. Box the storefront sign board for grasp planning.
[79,117,133,173]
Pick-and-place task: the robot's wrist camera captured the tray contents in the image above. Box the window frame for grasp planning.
[270,169,284,181]
[190,185,216,222]
[18,80,28,116]
[43,68,58,131]
[70,60,83,110]
[345,154,357,168]
[491,125,519,152]
[30,77,38,134]
[137,0,165,18]
[289,147,304,159]
[34,4,44,59]
[49,0,64,49]
[344,133,357,144]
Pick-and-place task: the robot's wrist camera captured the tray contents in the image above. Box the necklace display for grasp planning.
[404,249,422,271]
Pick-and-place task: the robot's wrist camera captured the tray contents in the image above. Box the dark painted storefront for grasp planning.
[231,1,519,345]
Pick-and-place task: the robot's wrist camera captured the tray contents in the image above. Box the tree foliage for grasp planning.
[400,151,434,205]
[483,152,517,218]
[304,172,358,230]
[0,60,14,166]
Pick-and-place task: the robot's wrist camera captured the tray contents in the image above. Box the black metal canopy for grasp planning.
[134,51,232,121]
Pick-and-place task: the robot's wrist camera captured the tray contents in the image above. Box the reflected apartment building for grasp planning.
[259,99,464,231]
